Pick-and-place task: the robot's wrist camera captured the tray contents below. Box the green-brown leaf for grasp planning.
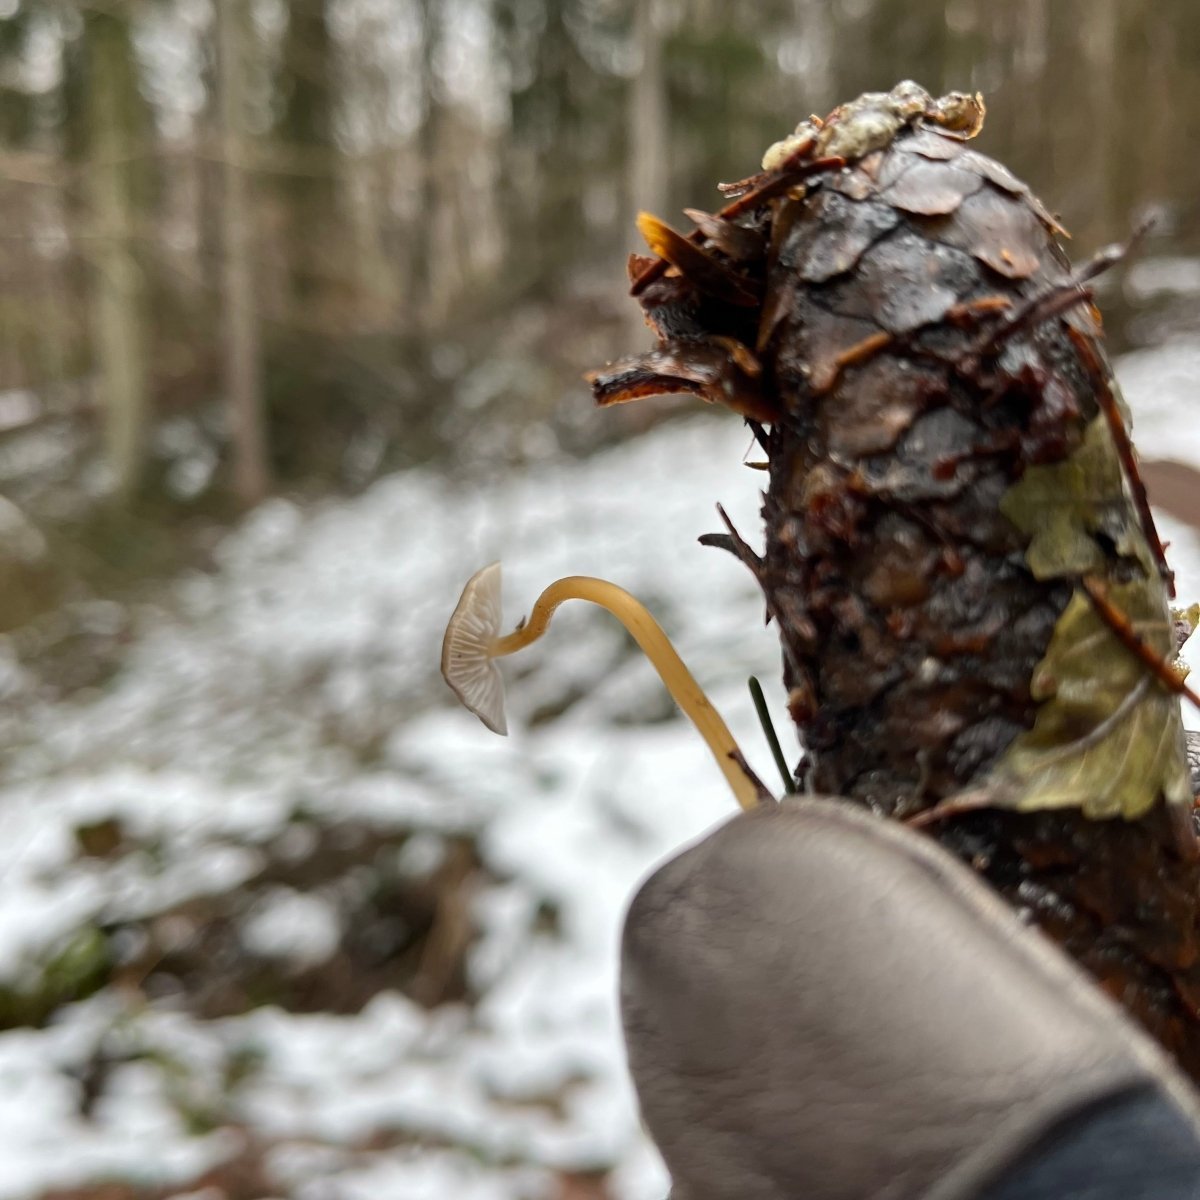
[988,583,1191,819]
[999,414,1155,579]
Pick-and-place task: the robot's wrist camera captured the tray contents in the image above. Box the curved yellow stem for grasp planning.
[490,576,764,811]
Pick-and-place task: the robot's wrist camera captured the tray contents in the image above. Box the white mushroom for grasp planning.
[440,563,770,811]
[440,561,508,735]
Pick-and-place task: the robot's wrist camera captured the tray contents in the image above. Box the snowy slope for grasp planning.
[1,340,1198,1198]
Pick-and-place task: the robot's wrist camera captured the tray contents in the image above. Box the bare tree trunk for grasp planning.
[84,10,148,501]
[627,0,668,336]
[277,0,337,317]
[216,0,270,505]
[1081,0,1119,244]
[346,153,397,329]
[629,0,667,214]
[425,111,463,326]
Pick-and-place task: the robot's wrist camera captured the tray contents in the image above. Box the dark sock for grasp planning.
[980,1087,1200,1200]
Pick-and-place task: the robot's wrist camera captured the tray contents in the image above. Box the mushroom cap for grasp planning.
[441,561,508,735]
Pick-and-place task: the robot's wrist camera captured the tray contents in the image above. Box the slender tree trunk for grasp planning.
[84,10,148,501]
[1081,0,1119,245]
[629,0,667,215]
[627,1,668,337]
[278,0,337,316]
[216,0,270,505]
[346,154,396,329]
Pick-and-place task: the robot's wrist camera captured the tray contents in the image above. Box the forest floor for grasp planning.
[3,338,1200,1199]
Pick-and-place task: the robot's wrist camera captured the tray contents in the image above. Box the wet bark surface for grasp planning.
[590,85,1200,1078]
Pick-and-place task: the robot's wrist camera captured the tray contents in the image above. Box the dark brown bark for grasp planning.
[590,85,1200,1079]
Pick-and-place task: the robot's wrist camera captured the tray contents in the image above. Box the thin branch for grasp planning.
[1081,576,1199,709]
[1068,325,1174,595]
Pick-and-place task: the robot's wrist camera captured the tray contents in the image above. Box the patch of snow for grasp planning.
[0,412,782,1197]
[1119,339,1200,730]
[1125,257,1200,302]
[1119,337,1200,466]
[240,889,342,967]
[0,998,235,1198]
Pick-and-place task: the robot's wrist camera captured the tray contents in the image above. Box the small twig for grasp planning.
[1081,576,1200,709]
[977,284,1097,358]
[811,331,893,394]
[973,223,1150,359]
[1068,325,1174,595]
[810,296,1012,396]
[714,504,808,684]
[906,787,999,828]
[728,747,779,808]
[698,532,742,559]
[714,502,764,573]
[749,676,794,794]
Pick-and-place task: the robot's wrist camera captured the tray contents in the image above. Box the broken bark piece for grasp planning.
[827,230,982,334]
[881,159,984,216]
[586,338,773,423]
[778,190,900,283]
[682,208,768,263]
[918,184,1045,278]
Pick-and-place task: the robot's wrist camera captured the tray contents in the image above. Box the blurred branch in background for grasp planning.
[80,4,149,500]
[215,0,268,505]
[0,0,1199,582]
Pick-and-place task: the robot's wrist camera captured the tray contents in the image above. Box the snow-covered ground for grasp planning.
[2,341,1199,1199]
[0,414,787,1198]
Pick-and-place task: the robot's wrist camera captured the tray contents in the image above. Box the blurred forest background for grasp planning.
[5,1,1200,1198]
[5,0,1200,583]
